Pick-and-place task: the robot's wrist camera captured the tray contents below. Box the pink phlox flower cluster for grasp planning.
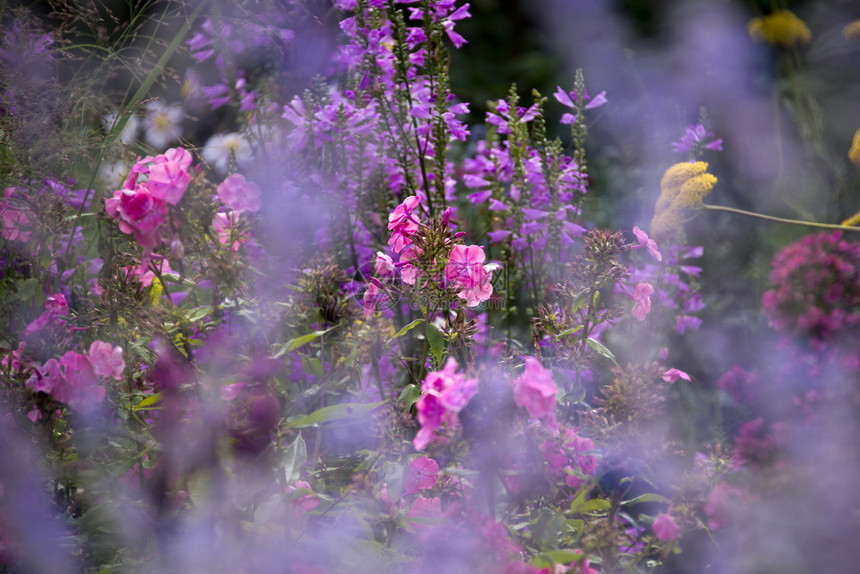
[27,341,122,413]
[22,293,69,340]
[671,123,723,155]
[732,418,786,469]
[542,427,598,488]
[762,231,860,346]
[106,148,193,258]
[444,244,495,307]
[216,173,261,213]
[512,357,558,433]
[413,357,478,450]
[653,513,680,541]
[553,85,608,125]
[404,455,440,495]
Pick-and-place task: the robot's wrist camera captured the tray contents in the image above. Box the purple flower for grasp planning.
[671,123,723,155]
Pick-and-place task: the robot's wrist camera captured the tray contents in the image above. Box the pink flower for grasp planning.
[399,246,421,285]
[414,358,478,450]
[632,226,662,261]
[212,211,245,250]
[513,357,558,431]
[404,456,439,494]
[216,173,261,213]
[146,147,193,205]
[220,382,246,401]
[45,293,68,316]
[286,480,320,513]
[105,186,167,249]
[445,244,495,307]
[631,282,654,321]
[52,351,105,412]
[662,368,691,384]
[387,195,421,253]
[88,341,125,380]
[1,187,32,241]
[374,251,395,277]
[653,513,680,540]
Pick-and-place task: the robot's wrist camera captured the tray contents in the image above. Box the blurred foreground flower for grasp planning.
[849,128,860,167]
[842,19,860,40]
[748,10,812,47]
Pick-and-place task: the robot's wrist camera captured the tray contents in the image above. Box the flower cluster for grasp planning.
[650,162,717,242]
[762,231,860,344]
[747,10,812,47]
[671,123,723,157]
[414,357,479,450]
[105,148,193,260]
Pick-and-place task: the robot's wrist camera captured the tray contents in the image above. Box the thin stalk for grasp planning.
[701,204,860,233]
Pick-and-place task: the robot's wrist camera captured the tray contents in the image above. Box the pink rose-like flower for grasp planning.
[513,357,558,431]
[404,456,439,495]
[662,368,691,384]
[654,513,680,541]
[146,147,193,205]
[88,341,125,380]
[216,173,261,213]
[631,282,654,321]
[106,186,167,249]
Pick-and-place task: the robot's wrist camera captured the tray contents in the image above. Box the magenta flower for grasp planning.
[374,251,395,277]
[631,282,655,321]
[388,195,422,253]
[513,357,558,431]
[45,293,68,316]
[217,173,261,213]
[146,147,193,205]
[445,244,495,307]
[632,226,662,262]
[105,186,168,250]
[654,513,680,541]
[404,456,439,495]
[662,368,691,384]
[414,358,478,450]
[88,341,125,381]
[671,123,723,155]
[212,211,244,251]
[52,351,105,412]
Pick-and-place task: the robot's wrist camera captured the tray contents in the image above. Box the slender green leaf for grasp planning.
[285,401,386,428]
[425,322,445,364]
[272,328,332,358]
[586,337,619,367]
[283,433,307,483]
[397,383,421,408]
[134,393,162,410]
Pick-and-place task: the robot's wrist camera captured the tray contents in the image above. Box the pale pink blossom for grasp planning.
[216,173,261,213]
[632,226,662,261]
[374,251,395,277]
[88,341,125,380]
[387,195,421,253]
[513,357,558,431]
[662,368,691,384]
[146,147,192,205]
[631,282,654,321]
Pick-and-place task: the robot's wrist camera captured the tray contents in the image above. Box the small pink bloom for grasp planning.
[146,147,193,205]
[53,351,105,412]
[88,341,125,380]
[662,368,691,384]
[399,246,421,285]
[217,173,261,213]
[212,211,245,250]
[654,513,680,541]
[632,226,662,261]
[374,251,395,277]
[387,195,421,253]
[404,456,439,495]
[286,480,320,513]
[513,357,558,431]
[220,382,246,401]
[363,280,381,316]
[631,282,654,321]
[445,244,486,289]
[45,293,68,316]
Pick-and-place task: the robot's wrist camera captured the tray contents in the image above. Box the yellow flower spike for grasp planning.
[676,173,718,210]
[150,276,163,306]
[655,161,709,213]
[843,20,860,40]
[849,128,860,167]
[841,209,860,228]
[748,10,812,47]
[650,207,686,243]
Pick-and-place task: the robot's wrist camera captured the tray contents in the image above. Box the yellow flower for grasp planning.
[843,20,860,40]
[748,10,812,47]
[849,128,860,167]
[650,162,718,242]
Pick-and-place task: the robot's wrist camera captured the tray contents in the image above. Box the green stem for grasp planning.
[702,204,860,233]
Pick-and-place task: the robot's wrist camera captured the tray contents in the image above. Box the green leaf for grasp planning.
[301,354,325,378]
[184,305,213,324]
[389,319,424,343]
[425,322,445,365]
[17,277,40,301]
[273,328,332,358]
[540,550,587,565]
[285,401,386,428]
[621,492,667,506]
[578,498,611,513]
[555,325,584,339]
[397,384,421,409]
[586,337,619,367]
[133,393,162,410]
[283,433,307,483]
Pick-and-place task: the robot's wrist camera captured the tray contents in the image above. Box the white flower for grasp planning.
[102,110,140,144]
[202,132,253,173]
[143,101,184,149]
[98,160,129,191]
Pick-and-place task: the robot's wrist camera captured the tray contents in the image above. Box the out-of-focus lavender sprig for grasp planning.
[671,123,723,158]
